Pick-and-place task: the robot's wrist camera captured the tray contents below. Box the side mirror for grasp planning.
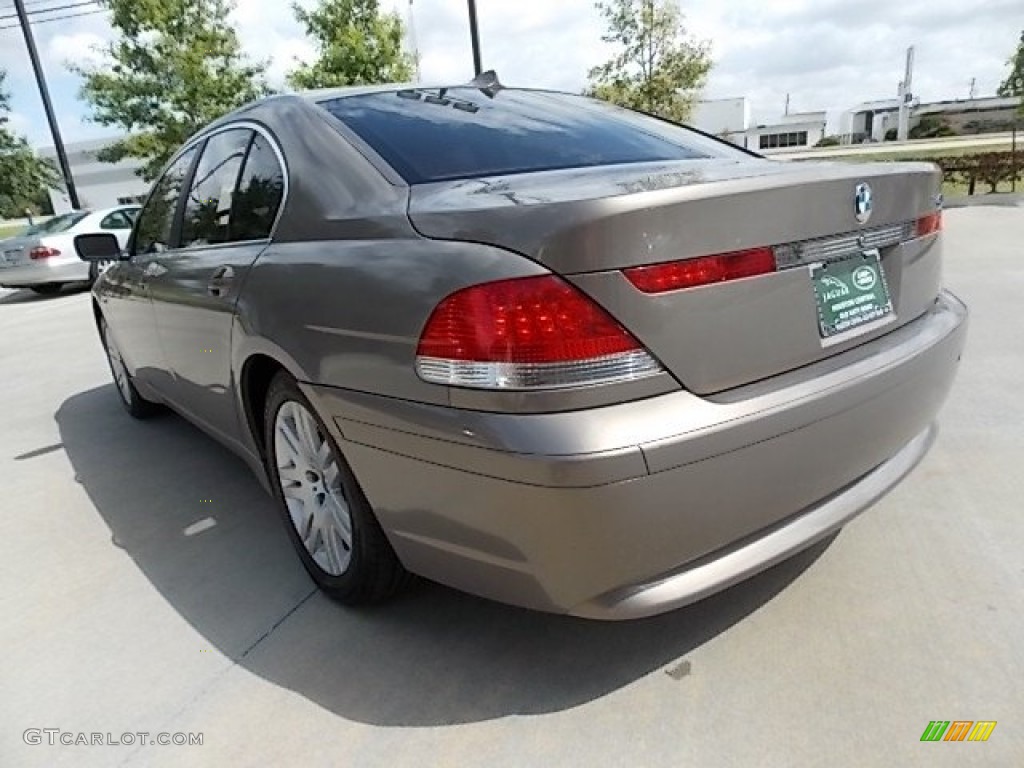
[74,233,125,262]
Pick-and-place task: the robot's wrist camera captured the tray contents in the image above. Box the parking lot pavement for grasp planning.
[1,207,1021,767]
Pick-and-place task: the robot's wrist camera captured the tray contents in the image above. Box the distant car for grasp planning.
[0,206,140,294]
[74,79,966,620]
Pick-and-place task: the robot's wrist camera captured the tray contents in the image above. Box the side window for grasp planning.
[100,211,132,230]
[180,129,253,248]
[132,147,198,256]
[231,134,285,241]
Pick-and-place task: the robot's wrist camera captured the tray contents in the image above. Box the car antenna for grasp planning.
[468,70,503,99]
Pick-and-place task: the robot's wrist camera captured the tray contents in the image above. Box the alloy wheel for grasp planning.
[273,401,353,576]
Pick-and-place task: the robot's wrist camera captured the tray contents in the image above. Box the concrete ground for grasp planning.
[1,207,1021,767]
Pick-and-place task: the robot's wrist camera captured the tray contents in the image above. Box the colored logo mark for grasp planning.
[920,721,997,742]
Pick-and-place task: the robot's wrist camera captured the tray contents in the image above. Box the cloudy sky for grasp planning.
[1,0,1020,148]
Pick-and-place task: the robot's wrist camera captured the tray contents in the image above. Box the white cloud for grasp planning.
[7,110,31,138]
[46,31,107,72]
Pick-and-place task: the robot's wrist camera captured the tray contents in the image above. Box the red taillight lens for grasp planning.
[623,246,776,294]
[29,246,61,260]
[415,275,662,389]
[916,211,942,238]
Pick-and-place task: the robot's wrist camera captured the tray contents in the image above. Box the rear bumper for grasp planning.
[0,257,86,287]
[307,290,968,619]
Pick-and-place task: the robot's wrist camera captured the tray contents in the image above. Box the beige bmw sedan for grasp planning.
[73,77,967,620]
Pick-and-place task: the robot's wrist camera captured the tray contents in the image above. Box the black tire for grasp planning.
[264,371,410,605]
[29,284,62,295]
[99,317,161,419]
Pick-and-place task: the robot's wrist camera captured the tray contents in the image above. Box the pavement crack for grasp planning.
[115,587,318,767]
[239,587,318,660]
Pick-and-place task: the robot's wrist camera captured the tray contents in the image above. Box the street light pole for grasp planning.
[467,0,482,76]
[13,0,80,210]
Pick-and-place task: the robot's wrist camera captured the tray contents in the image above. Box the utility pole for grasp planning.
[784,93,790,116]
[12,0,80,210]
[407,0,421,81]
[897,46,915,142]
[467,0,482,76]
[968,77,977,100]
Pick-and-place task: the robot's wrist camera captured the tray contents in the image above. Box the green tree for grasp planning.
[0,70,59,218]
[287,0,414,90]
[909,115,956,140]
[585,0,712,122]
[72,0,269,181]
[997,30,1023,107]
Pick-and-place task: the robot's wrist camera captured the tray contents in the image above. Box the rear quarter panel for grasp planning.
[233,238,551,407]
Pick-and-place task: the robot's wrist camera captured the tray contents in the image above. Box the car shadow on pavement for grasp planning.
[56,385,835,727]
[0,285,87,305]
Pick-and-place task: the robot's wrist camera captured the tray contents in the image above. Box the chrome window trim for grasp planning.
[175,120,290,243]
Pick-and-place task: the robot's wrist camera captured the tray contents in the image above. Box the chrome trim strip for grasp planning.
[773,221,915,269]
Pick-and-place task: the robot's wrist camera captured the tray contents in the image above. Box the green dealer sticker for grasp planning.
[811,249,893,338]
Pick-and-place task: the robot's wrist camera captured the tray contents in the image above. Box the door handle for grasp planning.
[208,265,235,297]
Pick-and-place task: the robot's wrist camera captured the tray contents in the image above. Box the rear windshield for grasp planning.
[319,88,739,184]
[25,211,90,235]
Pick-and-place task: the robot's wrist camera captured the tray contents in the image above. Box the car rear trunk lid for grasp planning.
[408,159,944,394]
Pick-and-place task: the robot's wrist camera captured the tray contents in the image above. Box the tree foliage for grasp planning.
[914,153,1021,195]
[287,0,414,90]
[585,0,712,123]
[997,30,1024,107]
[0,70,59,218]
[71,0,269,181]
[909,115,956,140]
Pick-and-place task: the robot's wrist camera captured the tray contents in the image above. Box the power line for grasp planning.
[0,6,105,30]
[0,0,77,9]
[0,1,100,23]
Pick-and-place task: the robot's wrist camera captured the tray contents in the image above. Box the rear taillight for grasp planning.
[29,246,61,260]
[623,246,776,294]
[415,275,663,390]
[916,211,942,238]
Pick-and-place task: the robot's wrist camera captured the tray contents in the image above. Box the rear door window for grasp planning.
[180,129,253,248]
[230,134,285,241]
[320,88,739,184]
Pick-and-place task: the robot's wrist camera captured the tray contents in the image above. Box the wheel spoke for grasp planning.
[324,529,343,574]
[295,409,321,460]
[323,460,340,487]
[276,417,304,463]
[300,511,318,548]
[316,437,332,465]
[327,494,352,542]
[281,481,306,501]
[278,463,304,485]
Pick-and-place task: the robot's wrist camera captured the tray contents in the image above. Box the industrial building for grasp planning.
[839,95,1021,144]
[38,137,150,213]
[691,97,826,153]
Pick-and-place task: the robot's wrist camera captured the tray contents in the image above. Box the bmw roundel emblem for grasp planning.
[854,182,873,224]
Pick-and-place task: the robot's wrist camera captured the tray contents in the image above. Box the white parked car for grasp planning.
[0,206,140,294]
